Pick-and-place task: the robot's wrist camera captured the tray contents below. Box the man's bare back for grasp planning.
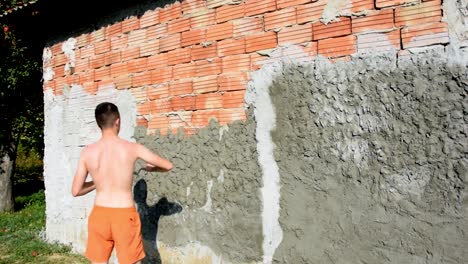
[72,135,172,207]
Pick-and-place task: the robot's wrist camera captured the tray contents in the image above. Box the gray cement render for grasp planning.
[269,50,468,264]
[133,116,263,263]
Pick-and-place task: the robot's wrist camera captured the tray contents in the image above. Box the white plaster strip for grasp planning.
[246,59,284,264]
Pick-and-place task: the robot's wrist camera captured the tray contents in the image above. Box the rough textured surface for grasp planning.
[133,115,263,263]
[271,50,468,264]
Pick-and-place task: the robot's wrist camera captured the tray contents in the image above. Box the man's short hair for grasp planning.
[95,102,120,129]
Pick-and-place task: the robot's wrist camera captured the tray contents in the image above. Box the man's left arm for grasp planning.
[71,149,95,197]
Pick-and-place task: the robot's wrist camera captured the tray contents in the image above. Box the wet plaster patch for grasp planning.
[134,115,263,263]
[269,50,468,264]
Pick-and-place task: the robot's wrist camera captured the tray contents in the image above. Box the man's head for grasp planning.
[95,102,120,131]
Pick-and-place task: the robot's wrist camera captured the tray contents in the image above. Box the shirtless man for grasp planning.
[71,102,173,264]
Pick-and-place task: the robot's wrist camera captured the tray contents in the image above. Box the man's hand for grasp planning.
[145,164,171,172]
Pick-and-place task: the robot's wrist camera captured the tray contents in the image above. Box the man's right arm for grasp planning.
[135,144,173,172]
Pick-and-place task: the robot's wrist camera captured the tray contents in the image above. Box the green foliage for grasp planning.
[14,189,44,209]
[0,191,86,263]
[0,23,43,150]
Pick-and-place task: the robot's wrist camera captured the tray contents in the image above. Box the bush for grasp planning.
[14,190,45,210]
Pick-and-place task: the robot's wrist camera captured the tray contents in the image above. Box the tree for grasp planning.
[0,23,42,212]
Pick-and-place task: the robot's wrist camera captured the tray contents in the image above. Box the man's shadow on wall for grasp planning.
[134,179,183,264]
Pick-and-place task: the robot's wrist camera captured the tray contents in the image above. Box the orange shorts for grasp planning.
[85,205,145,264]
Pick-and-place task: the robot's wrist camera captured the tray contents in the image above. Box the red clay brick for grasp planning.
[296,0,326,24]
[206,22,234,41]
[233,17,264,38]
[170,79,193,96]
[148,114,169,130]
[122,16,140,33]
[132,71,152,87]
[173,63,196,79]
[111,35,127,50]
[160,34,181,52]
[278,24,313,46]
[148,83,170,100]
[376,0,418,8]
[82,81,98,94]
[168,17,191,34]
[190,8,216,28]
[151,99,172,114]
[110,62,128,77]
[75,34,90,48]
[80,71,95,83]
[140,39,159,57]
[222,54,251,73]
[346,0,374,13]
[167,47,192,65]
[129,87,148,102]
[109,51,122,64]
[195,58,222,77]
[75,58,89,73]
[216,3,245,23]
[54,66,65,78]
[95,67,111,81]
[265,8,297,31]
[147,24,168,39]
[218,38,246,57]
[318,35,356,58]
[192,110,219,127]
[277,0,317,9]
[147,53,169,70]
[217,108,246,125]
[114,75,133,90]
[245,32,278,52]
[358,30,401,53]
[54,53,67,66]
[80,46,94,59]
[245,0,276,17]
[160,3,182,22]
[182,0,206,14]
[107,23,122,38]
[95,40,111,55]
[223,90,245,108]
[151,67,173,83]
[140,10,159,29]
[196,93,223,109]
[128,57,148,73]
[121,46,140,61]
[91,54,107,69]
[401,22,449,49]
[50,44,62,55]
[218,74,248,91]
[192,43,218,61]
[395,0,442,27]
[90,28,105,43]
[128,29,147,47]
[181,28,206,47]
[171,96,196,110]
[313,17,351,40]
[352,9,394,34]
[193,75,218,93]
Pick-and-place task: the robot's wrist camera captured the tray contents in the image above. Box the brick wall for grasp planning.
[43,0,449,135]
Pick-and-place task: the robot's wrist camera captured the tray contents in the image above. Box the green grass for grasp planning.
[0,191,87,264]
